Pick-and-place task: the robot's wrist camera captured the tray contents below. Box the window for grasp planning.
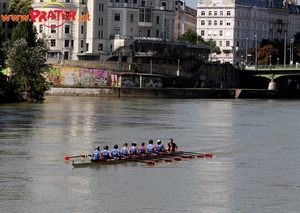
[227,11,231,16]
[39,25,43,33]
[81,25,84,34]
[237,21,240,26]
[100,30,103,38]
[130,28,133,37]
[237,41,240,47]
[98,30,100,38]
[156,30,159,38]
[86,43,89,51]
[71,40,74,47]
[220,11,223,16]
[156,16,159,24]
[115,13,120,21]
[201,20,205,25]
[209,11,212,15]
[98,44,103,51]
[214,20,217,25]
[114,27,120,35]
[80,40,83,48]
[201,30,205,36]
[3,3,6,8]
[219,41,222,47]
[66,0,70,2]
[254,22,256,28]
[226,22,230,26]
[226,41,230,46]
[101,18,104,25]
[51,26,56,33]
[208,20,211,25]
[214,11,217,15]
[64,40,69,47]
[220,30,223,36]
[65,25,70,34]
[50,39,56,47]
[99,3,104,11]
[201,11,205,15]
[164,18,166,26]
[64,51,69,60]
[130,14,134,22]
[237,31,239,37]
[220,20,223,25]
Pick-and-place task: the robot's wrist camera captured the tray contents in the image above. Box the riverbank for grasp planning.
[44,87,300,99]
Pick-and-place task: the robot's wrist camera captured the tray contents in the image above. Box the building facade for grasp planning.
[31,0,180,61]
[0,0,13,38]
[174,0,197,39]
[197,0,300,65]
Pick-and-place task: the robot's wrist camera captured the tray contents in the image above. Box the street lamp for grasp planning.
[269,55,272,72]
[177,59,180,76]
[255,35,257,70]
[277,58,279,66]
[290,39,294,66]
[246,37,248,64]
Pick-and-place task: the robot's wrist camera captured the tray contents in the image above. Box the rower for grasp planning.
[101,145,111,159]
[155,139,165,154]
[121,142,130,158]
[146,139,156,154]
[167,138,178,152]
[139,142,147,155]
[92,146,101,160]
[129,142,139,156]
[110,144,121,159]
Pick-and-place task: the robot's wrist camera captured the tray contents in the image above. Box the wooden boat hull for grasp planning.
[72,152,183,167]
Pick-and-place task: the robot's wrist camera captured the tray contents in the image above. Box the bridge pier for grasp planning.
[268,81,276,90]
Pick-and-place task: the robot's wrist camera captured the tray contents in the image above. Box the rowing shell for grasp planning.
[72,152,186,167]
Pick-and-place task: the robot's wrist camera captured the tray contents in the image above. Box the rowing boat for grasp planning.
[71,151,192,167]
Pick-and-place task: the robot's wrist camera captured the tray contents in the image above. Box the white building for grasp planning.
[32,0,178,61]
[197,0,299,65]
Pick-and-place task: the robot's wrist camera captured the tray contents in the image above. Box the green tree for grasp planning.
[202,38,221,54]
[0,25,6,69]
[178,29,204,45]
[8,0,33,15]
[5,21,49,101]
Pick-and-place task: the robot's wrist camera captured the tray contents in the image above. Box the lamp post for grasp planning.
[246,37,248,64]
[290,39,294,66]
[269,55,272,72]
[177,59,180,76]
[277,57,279,66]
[255,35,257,70]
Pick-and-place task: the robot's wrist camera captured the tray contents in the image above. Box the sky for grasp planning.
[186,0,198,9]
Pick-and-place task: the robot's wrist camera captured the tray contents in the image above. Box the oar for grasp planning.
[180,151,213,158]
[64,154,91,160]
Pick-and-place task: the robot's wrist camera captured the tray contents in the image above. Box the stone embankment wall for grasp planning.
[45,87,236,98]
[46,60,240,88]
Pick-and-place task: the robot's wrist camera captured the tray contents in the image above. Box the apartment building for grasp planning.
[0,0,13,38]
[197,0,300,65]
[174,0,197,39]
[31,0,179,61]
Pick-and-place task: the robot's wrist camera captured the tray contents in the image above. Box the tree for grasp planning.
[0,25,6,69]
[178,29,204,45]
[5,21,50,101]
[202,38,221,54]
[258,44,278,65]
[8,0,33,15]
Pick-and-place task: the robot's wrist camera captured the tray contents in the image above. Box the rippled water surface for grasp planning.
[1,96,300,213]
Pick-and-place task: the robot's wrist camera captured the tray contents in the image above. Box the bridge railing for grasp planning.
[244,64,300,70]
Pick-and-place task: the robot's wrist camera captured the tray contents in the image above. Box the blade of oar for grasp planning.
[180,151,213,158]
[64,154,91,160]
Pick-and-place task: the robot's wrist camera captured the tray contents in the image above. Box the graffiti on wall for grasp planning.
[143,77,162,88]
[121,76,138,87]
[111,74,118,86]
[63,68,108,86]
[46,67,61,85]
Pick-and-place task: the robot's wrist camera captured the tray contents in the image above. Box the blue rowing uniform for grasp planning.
[101,150,111,159]
[139,147,145,154]
[122,147,129,156]
[111,149,120,158]
[147,145,154,153]
[130,147,137,155]
[93,150,100,160]
[156,144,163,152]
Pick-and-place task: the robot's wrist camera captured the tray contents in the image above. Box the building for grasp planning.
[31,0,180,61]
[0,0,13,38]
[197,0,299,65]
[174,0,197,39]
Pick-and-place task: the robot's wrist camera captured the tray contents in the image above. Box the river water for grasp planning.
[0,96,300,213]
